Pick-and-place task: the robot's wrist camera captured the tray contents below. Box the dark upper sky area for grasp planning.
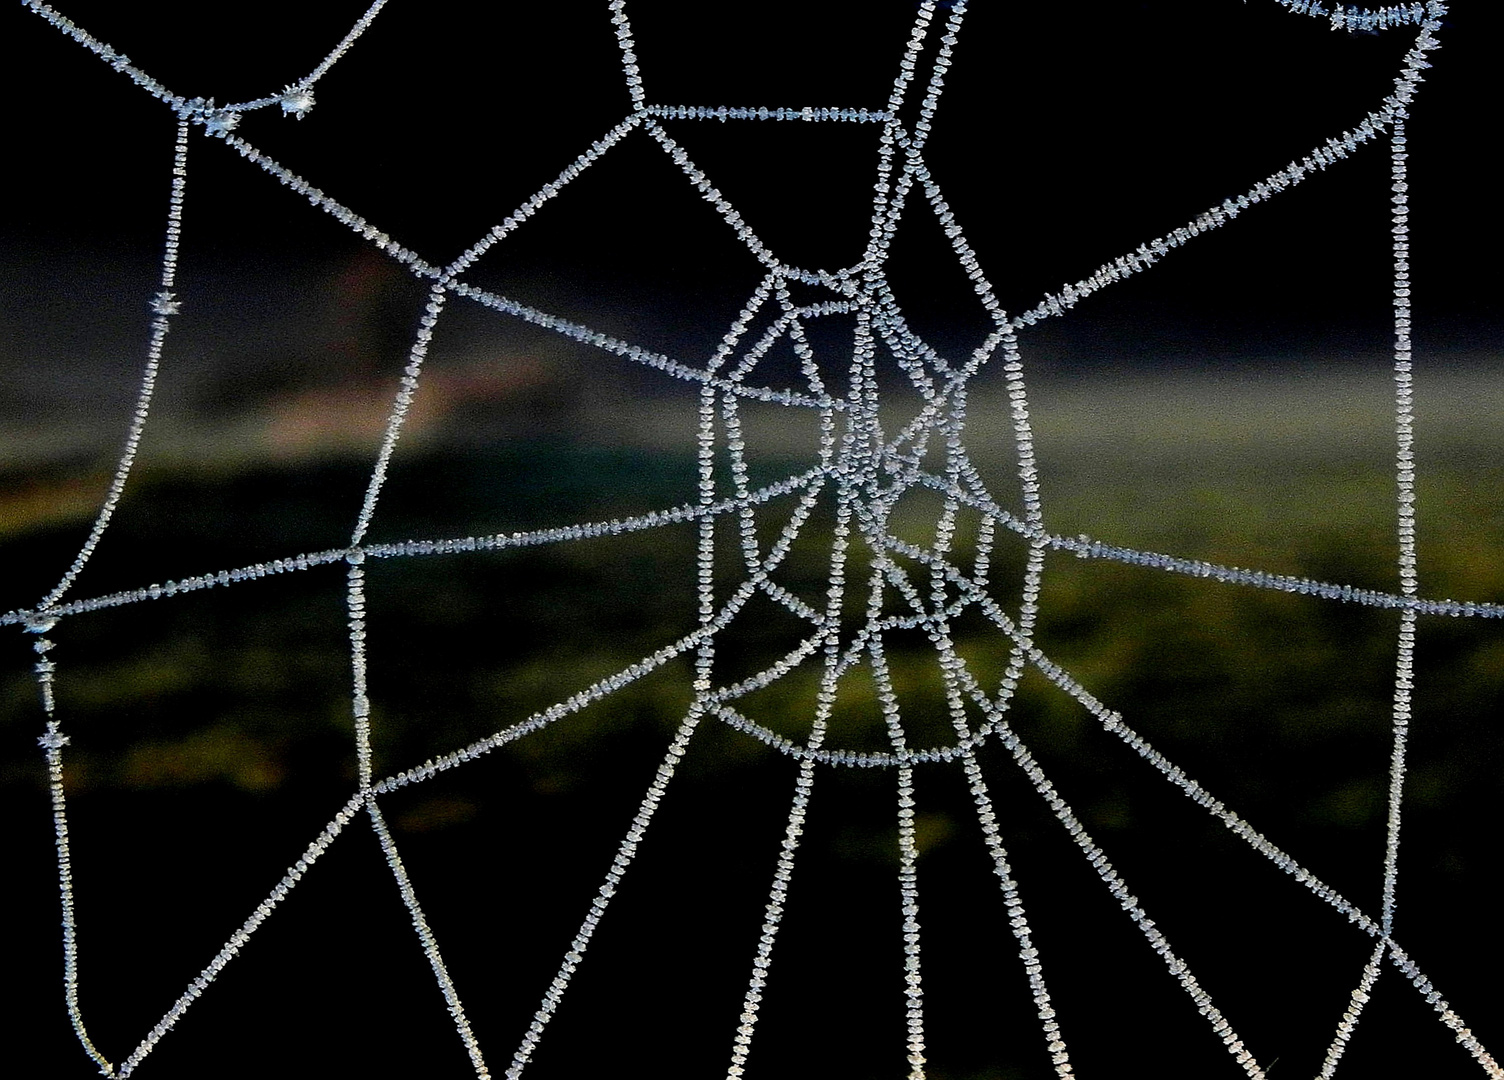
[1,1,1498,385]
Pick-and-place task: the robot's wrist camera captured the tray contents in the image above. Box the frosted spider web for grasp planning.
[4,0,1500,1077]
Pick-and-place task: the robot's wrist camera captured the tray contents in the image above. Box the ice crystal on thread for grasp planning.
[278,84,314,118]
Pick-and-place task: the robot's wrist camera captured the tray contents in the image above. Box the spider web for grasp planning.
[3,1,1500,1077]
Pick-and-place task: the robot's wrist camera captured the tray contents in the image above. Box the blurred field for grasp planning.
[2,363,1502,1079]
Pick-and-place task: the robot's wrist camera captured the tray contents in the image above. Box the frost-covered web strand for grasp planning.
[219,131,439,274]
[448,116,644,279]
[505,709,705,1080]
[374,496,838,795]
[726,311,872,1073]
[15,118,189,1065]
[114,793,367,1077]
[1383,115,1419,937]
[290,1,389,92]
[725,755,818,1080]
[869,587,929,1077]
[37,119,189,613]
[1009,7,1442,338]
[966,589,1498,1074]
[922,578,1075,1072]
[943,637,1267,1077]
[24,0,196,114]
[346,559,375,790]
[1385,943,1502,1076]
[609,0,646,111]
[350,283,446,546]
[1274,0,1431,30]
[725,279,849,1078]
[508,279,838,1076]
[10,483,1504,634]
[219,0,391,114]
[865,409,1058,1079]
[1319,943,1388,1079]
[368,800,492,1079]
[454,277,839,409]
[1341,112,1424,1064]
[961,748,1074,1076]
[865,0,964,284]
[25,0,389,122]
[929,340,1066,1074]
[642,104,892,123]
[895,761,927,1078]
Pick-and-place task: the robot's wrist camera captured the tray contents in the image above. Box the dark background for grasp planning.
[2,3,1501,1078]
[3,2,1501,344]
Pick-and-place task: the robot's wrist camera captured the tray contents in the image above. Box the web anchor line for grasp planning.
[7,493,1500,635]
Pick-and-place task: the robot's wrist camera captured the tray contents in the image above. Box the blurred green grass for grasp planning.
[3,368,1501,1079]
[5,367,1502,813]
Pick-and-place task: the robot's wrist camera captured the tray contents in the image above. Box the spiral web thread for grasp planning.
[8,1,1500,1077]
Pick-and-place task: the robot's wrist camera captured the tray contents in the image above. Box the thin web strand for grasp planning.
[38,119,190,612]
[367,799,492,1079]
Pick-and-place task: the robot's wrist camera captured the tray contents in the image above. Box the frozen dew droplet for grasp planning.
[279,84,315,119]
[202,108,240,136]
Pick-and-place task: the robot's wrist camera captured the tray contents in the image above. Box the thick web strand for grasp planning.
[1382,116,1419,935]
